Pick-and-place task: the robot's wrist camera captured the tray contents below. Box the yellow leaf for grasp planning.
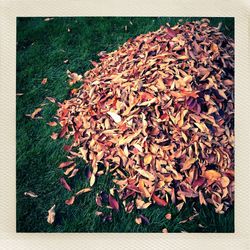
[182,158,196,171]
[204,170,221,181]
[89,173,96,187]
[144,154,152,165]
[220,176,230,188]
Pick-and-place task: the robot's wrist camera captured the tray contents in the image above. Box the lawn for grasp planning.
[16,16,234,232]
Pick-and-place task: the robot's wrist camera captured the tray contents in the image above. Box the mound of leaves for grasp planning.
[52,19,234,217]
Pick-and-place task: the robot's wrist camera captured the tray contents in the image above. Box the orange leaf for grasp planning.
[204,170,221,181]
[31,108,42,119]
[152,194,167,206]
[220,176,230,188]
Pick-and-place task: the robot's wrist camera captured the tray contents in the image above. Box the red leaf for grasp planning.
[58,161,74,169]
[152,194,167,206]
[166,27,177,38]
[59,126,68,138]
[63,145,72,152]
[59,177,72,191]
[108,195,119,211]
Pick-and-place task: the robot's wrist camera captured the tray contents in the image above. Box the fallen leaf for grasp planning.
[47,121,57,127]
[165,213,172,220]
[152,194,167,206]
[108,195,119,211]
[59,177,72,191]
[41,78,48,85]
[65,196,75,205]
[59,161,74,169]
[24,191,38,198]
[135,217,142,225]
[50,132,58,140]
[47,204,56,224]
[107,111,122,123]
[75,187,91,196]
[30,108,42,119]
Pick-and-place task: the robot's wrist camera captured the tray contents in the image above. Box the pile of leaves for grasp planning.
[52,19,234,218]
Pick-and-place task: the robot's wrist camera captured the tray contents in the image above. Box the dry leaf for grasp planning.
[47,204,56,224]
[75,187,91,196]
[59,177,72,191]
[47,121,57,127]
[65,196,75,205]
[41,78,48,85]
[50,132,58,140]
[30,108,42,119]
[165,213,172,220]
[24,191,38,198]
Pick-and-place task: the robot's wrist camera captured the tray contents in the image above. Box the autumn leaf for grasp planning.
[41,78,48,85]
[107,111,122,123]
[204,170,221,181]
[65,196,75,205]
[30,108,42,119]
[75,188,91,196]
[24,191,38,198]
[47,121,57,127]
[59,177,72,191]
[181,158,196,171]
[165,213,172,220]
[152,194,167,206]
[108,195,119,211]
[47,204,56,224]
[58,161,74,169]
[50,132,58,140]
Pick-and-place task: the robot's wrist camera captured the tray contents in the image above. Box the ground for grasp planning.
[16,17,234,232]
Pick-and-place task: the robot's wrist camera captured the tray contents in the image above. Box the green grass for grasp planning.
[16,17,234,232]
